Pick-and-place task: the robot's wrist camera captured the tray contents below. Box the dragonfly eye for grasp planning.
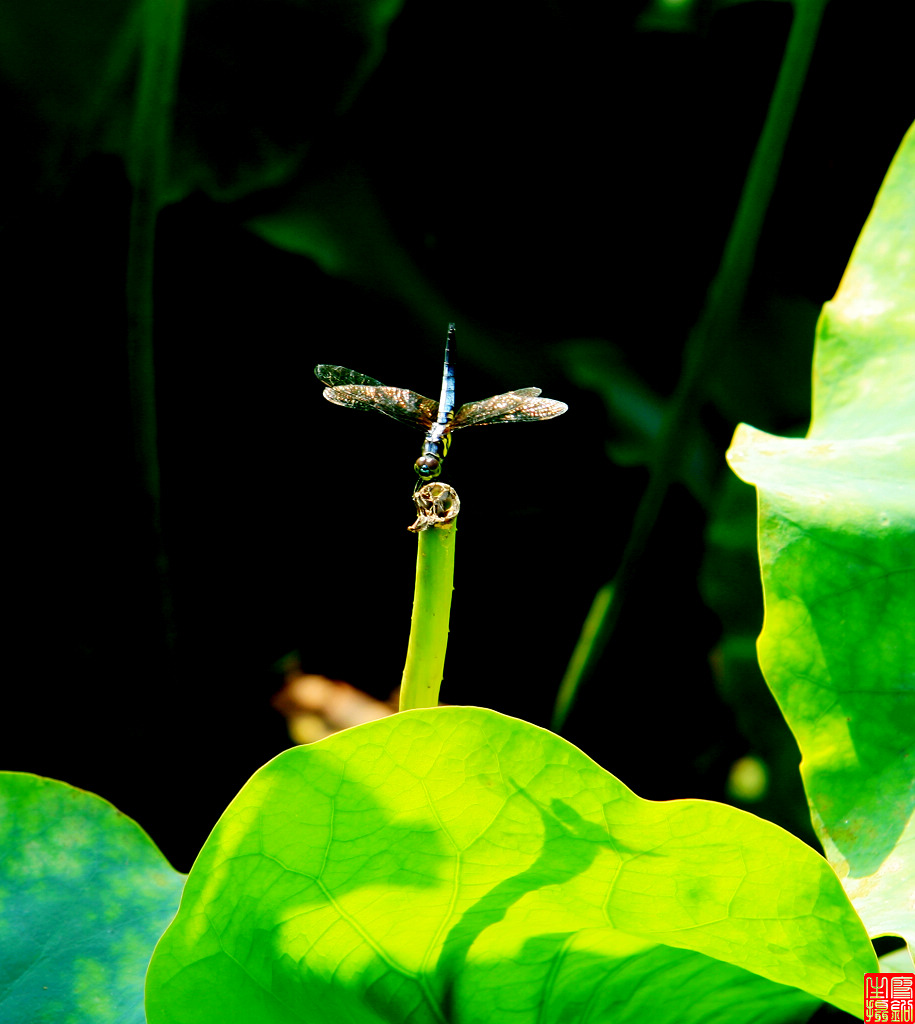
[415,454,441,479]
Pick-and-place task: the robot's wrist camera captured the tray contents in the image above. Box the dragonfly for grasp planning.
[314,323,567,481]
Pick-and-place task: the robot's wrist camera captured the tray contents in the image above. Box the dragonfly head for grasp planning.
[414,454,442,480]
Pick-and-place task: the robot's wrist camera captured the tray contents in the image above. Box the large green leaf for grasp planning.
[727,124,915,960]
[147,706,874,1022]
[0,772,185,1023]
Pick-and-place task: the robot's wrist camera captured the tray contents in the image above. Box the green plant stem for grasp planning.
[125,0,187,647]
[552,0,828,732]
[400,522,457,711]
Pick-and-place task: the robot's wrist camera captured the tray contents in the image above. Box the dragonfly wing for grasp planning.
[393,389,440,429]
[322,382,439,430]
[451,388,568,428]
[314,364,384,388]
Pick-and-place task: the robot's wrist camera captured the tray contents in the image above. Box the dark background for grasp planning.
[2,0,910,873]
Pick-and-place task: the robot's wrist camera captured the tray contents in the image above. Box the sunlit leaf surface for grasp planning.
[146,707,874,1022]
[727,124,915,962]
[0,773,185,1023]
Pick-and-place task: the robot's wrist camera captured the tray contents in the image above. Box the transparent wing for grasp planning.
[451,388,568,429]
[315,365,439,430]
[314,364,384,388]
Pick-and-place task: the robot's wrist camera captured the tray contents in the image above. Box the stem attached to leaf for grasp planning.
[400,485,459,711]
